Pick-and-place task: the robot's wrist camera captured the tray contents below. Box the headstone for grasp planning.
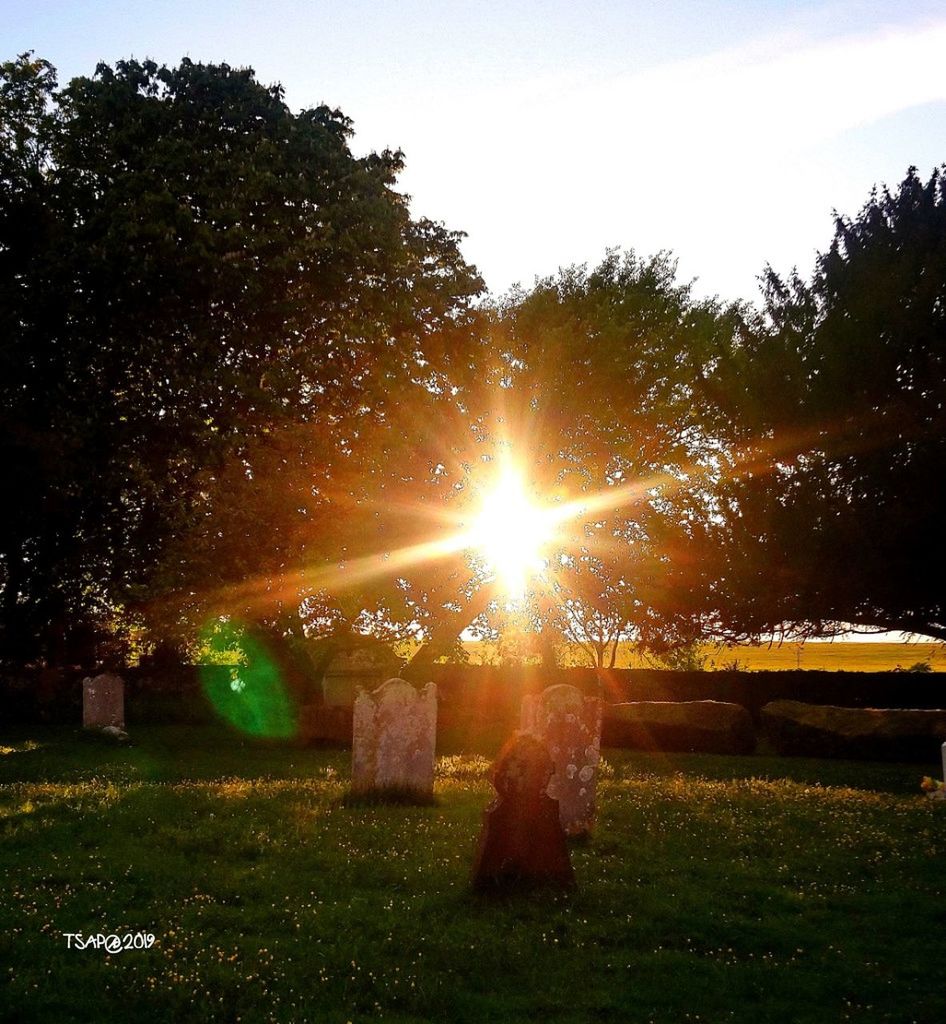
[351,678,437,797]
[472,733,575,891]
[82,673,125,730]
[521,684,602,836]
[322,645,404,709]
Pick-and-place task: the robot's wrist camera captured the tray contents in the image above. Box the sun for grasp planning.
[468,467,556,597]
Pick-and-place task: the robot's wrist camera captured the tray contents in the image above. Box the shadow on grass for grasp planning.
[73,729,131,748]
[340,786,438,808]
[468,877,577,901]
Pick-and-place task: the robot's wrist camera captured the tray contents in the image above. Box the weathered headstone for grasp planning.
[351,678,437,797]
[82,673,125,730]
[321,645,404,709]
[521,684,602,836]
[472,733,575,891]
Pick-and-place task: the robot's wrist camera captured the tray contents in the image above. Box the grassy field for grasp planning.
[462,641,946,672]
[2,726,945,1023]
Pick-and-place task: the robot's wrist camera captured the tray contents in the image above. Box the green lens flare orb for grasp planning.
[199,621,297,738]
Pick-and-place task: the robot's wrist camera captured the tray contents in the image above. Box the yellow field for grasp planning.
[460,641,946,672]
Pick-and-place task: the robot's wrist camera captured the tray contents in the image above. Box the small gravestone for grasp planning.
[351,678,437,797]
[82,673,125,730]
[472,733,575,891]
[521,684,602,836]
[322,645,404,709]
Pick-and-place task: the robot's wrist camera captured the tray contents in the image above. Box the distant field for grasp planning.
[460,641,946,672]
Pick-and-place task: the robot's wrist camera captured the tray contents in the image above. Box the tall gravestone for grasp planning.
[351,678,437,798]
[472,733,575,891]
[82,673,125,730]
[521,683,602,836]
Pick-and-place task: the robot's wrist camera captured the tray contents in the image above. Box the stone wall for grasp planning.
[4,662,946,747]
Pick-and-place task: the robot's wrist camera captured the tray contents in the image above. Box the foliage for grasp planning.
[480,250,745,663]
[896,660,934,674]
[5,46,944,664]
[701,166,946,642]
[0,53,481,667]
[643,640,710,672]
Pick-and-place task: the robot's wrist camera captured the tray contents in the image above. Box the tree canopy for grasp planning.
[701,166,946,641]
[3,48,944,669]
[0,53,481,667]
[472,251,743,665]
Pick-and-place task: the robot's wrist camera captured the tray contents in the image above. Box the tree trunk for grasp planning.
[405,581,498,677]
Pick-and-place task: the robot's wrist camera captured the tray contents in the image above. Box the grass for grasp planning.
[1,725,945,1023]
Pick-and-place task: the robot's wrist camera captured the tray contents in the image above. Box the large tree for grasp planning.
[157,250,744,672]
[701,166,946,641]
[471,250,744,664]
[0,53,481,667]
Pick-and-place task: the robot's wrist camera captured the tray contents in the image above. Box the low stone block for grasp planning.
[321,646,404,709]
[762,700,946,762]
[602,700,755,754]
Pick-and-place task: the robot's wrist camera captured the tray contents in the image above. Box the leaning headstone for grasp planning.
[351,678,437,798]
[82,673,125,730]
[472,733,575,891]
[322,645,404,709]
[521,684,602,836]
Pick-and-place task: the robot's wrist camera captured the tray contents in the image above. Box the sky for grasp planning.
[5,0,946,302]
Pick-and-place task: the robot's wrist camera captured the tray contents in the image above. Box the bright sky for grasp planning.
[5,1,946,302]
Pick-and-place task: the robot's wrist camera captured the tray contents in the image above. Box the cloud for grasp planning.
[596,17,946,157]
[378,15,946,299]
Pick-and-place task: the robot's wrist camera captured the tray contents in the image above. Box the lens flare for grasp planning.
[469,467,556,597]
[199,621,297,738]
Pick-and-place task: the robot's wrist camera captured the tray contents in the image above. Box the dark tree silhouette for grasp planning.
[702,167,946,641]
[0,54,481,667]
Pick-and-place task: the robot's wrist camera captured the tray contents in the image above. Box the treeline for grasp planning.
[2,53,945,671]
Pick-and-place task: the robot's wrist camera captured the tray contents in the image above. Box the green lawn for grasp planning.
[1,726,944,1023]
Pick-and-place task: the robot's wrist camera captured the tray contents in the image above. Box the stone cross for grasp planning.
[472,733,575,891]
[351,678,437,797]
[521,683,602,836]
[82,673,125,730]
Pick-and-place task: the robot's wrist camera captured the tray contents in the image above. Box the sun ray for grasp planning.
[466,463,558,598]
[158,409,912,632]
